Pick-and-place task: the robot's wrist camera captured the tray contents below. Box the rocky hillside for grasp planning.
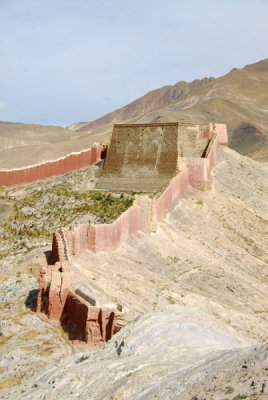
[1,59,267,168]
[71,58,268,162]
[0,147,267,399]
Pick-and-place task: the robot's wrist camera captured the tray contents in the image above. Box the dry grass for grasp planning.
[0,170,134,259]
[0,376,21,389]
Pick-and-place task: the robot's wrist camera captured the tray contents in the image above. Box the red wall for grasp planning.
[155,128,223,222]
[61,294,120,343]
[215,123,228,145]
[37,125,227,345]
[188,158,207,190]
[0,145,107,187]
[62,204,141,257]
[90,205,141,253]
[155,168,189,222]
[48,127,227,262]
[63,294,89,341]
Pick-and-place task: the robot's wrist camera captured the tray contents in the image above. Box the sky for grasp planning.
[0,0,267,127]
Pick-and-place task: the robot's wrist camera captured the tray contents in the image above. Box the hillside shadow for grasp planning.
[25,289,38,312]
[230,123,265,150]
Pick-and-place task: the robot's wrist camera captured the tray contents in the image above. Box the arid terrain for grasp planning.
[0,59,267,169]
[0,58,267,399]
[0,146,267,399]
[70,59,268,162]
[0,123,101,169]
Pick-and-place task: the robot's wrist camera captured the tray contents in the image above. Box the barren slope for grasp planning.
[0,147,267,399]
[1,59,267,169]
[0,123,107,169]
[71,58,268,161]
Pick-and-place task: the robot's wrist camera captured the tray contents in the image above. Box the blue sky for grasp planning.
[0,0,267,127]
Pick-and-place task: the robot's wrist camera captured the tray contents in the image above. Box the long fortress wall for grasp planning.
[144,123,225,222]
[48,123,228,263]
[37,122,228,343]
[54,202,142,261]
[0,144,107,187]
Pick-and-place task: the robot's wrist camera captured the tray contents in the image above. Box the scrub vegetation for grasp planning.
[0,166,134,259]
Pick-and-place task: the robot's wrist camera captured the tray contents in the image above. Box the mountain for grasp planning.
[70,58,268,162]
[0,59,267,399]
[0,58,267,168]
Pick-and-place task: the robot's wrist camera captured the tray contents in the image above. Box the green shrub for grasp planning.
[0,181,134,259]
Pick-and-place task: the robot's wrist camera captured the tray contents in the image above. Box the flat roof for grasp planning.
[113,122,196,128]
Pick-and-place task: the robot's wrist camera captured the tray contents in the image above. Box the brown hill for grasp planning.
[0,59,267,169]
[71,58,268,161]
[0,122,106,169]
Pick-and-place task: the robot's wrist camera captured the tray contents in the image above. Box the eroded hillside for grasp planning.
[71,59,268,162]
[0,147,267,399]
[1,59,267,169]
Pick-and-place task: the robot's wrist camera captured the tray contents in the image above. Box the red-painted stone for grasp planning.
[48,269,72,320]
[0,145,107,187]
[37,266,50,313]
[36,123,227,343]
[37,262,124,343]
[215,123,228,145]
[188,158,207,190]
[63,295,124,343]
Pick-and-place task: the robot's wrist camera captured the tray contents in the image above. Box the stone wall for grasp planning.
[97,122,213,192]
[153,124,224,221]
[155,168,189,222]
[48,123,227,264]
[97,123,181,192]
[63,295,124,343]
[37,122,228,343]
[88,205,142,253]
[37,261,124,343]
[0,144,107,187]
[188,127,221,190]
[47,204,142,264]
[214,123,228,145]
